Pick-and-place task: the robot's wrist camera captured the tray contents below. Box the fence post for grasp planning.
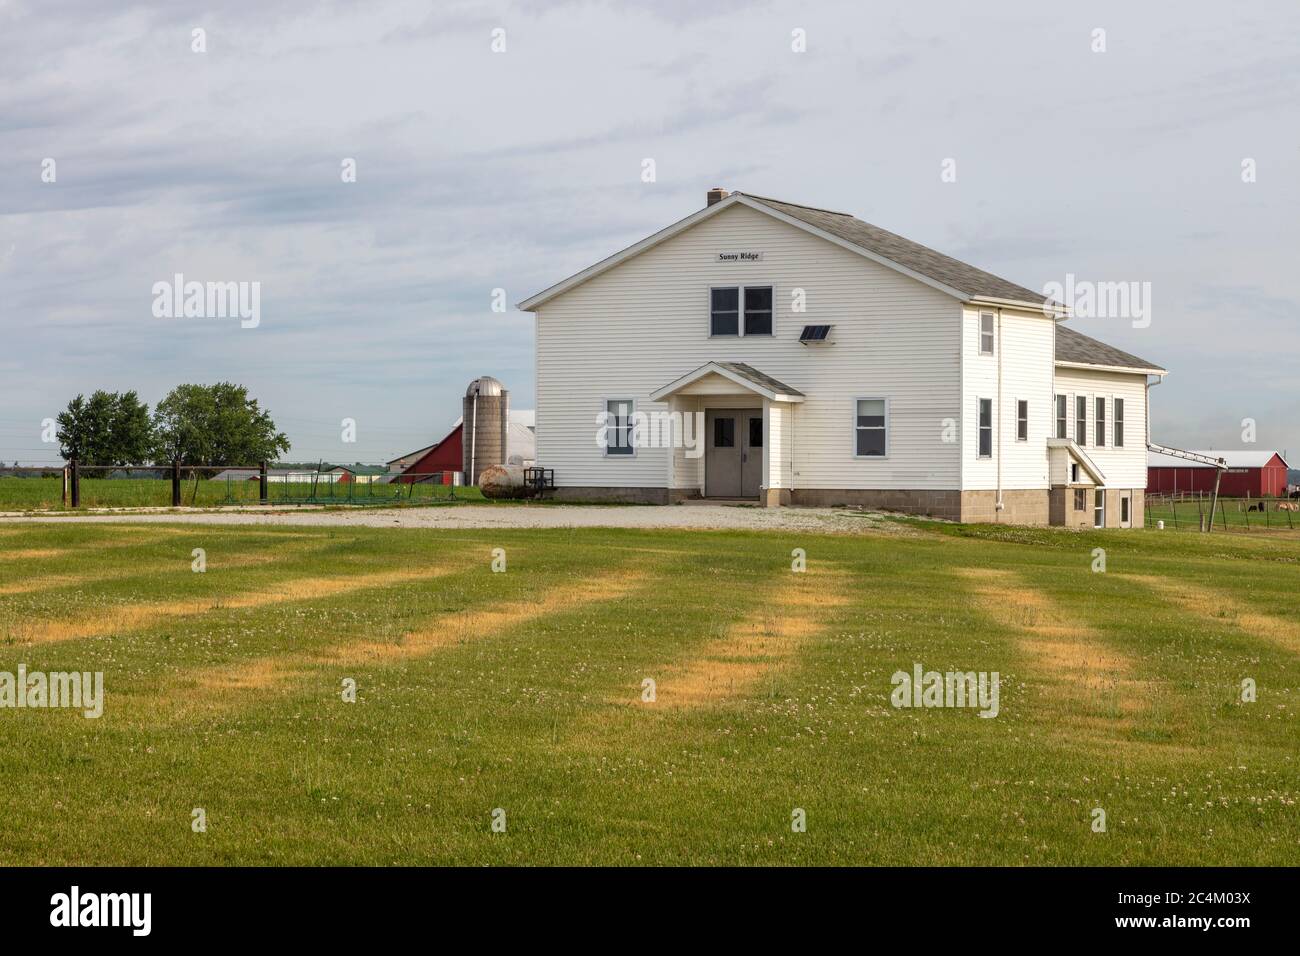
[259,461,269,504]
[70,458,80,508]
[172,459,182,507]
[62,466,68,507]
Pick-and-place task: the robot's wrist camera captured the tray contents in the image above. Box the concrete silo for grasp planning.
[462,376,509,485]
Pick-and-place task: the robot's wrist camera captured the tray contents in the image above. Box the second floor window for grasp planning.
[1017,400,1029,441]
[711,286,773,336]
[743,286,773,336]
[1095,396,1107,447]
[1075,395,1087,445]
[1114,398,1125,447]
[710,288,739,335]
[1055,394,1067,439]
[979,313,995,355]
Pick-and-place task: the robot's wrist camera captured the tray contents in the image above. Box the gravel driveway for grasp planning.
[1,503,910,535]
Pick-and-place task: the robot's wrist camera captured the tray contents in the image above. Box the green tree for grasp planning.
[151,383,290,465]
[56,390,153,464]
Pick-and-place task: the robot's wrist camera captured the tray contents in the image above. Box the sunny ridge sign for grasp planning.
[716,251,764,262]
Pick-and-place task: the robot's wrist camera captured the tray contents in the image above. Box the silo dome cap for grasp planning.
[466,376,505,397]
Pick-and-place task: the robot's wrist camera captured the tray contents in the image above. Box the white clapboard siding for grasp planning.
[960,307,1056,491]
[1052,366,1149,488]
[534,202,962,490]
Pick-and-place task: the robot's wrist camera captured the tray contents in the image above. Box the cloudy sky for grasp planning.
[2,0,1297,465]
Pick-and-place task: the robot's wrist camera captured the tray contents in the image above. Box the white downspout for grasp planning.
[1146,375,1161,446]
[995,309,1004,513]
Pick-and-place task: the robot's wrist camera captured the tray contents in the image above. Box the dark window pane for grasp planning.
[710,287,739,336]
[856,429,885,456]
[979,430,992,458]
[744,310,772,336]
[713,417,734,448]
[711,312,738,336]
[748,417,763,448]
[711,288,739,310]
[743,287,772,336]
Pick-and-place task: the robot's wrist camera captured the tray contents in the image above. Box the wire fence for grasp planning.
[0,462,476,511]
[1145,494,1300,532]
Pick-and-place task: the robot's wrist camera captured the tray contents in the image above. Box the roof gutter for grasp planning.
[1056,360,1167,376]
[968,295,1069,319]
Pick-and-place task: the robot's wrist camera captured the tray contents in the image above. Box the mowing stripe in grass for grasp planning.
[8,567,457,645]
[638,564,852,709]
[151,563,647,715]
[1129,574,1300,657]
[957,568,1156,738]
[0,536,337,597]
[0,548,64,562]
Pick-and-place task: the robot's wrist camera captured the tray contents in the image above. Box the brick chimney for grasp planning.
[706,187,729,206]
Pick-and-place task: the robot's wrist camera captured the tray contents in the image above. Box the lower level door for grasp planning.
[705,410,741,497]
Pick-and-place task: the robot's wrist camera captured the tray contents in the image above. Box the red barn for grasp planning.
[1147,450,1290,497]
[389,424,463,484]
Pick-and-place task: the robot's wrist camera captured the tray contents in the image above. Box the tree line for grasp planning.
[56,383,290,466]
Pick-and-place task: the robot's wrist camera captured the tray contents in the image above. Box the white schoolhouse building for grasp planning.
[518,188,1163,526]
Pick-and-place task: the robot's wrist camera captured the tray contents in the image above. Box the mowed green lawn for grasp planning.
[0,519,1296,866]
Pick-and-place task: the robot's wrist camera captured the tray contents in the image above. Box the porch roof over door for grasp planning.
[649,361,806,403]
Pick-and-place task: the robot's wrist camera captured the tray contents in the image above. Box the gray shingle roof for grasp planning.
[1055,325,1164,372]
[714,361,805,397]
[739,194,1049,305]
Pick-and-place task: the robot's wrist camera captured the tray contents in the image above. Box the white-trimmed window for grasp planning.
[979,313,995,355]
[1075,395,1087,445]
[1016,399,1028,441]
[1094,488,1106,528]
[978,398,993,458]
[1114,398,1125,447]
[604,399,635,456]
[854,398,888,457]
[1055,394,1067,439]
[1095,396,1107,447]
[710,286,773,337]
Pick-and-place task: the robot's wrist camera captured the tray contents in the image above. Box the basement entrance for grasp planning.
[705,408,762,498]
